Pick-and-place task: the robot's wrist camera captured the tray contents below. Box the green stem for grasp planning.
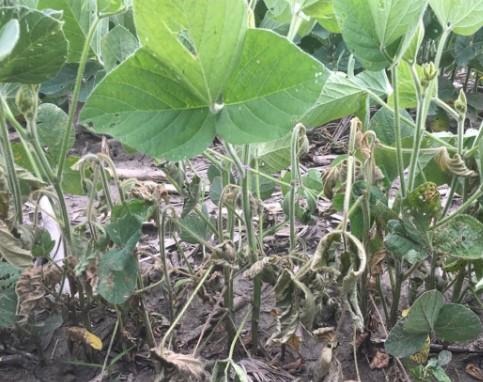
[157,207,175,323]
[289,124,304,251]
[0,103,23,224]
[160,264,214,350]
[56,18,101,180]
[287,1,304,42]
[391,64,407,197]
[452,265,466,302]
[227,143,261,352]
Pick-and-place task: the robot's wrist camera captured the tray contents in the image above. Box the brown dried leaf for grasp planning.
[16,264,62,321]
[369,351,390,369]
[153,349,206,380]
[466,363,483,381]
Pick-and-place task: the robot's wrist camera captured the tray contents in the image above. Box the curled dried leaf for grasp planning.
[369,351,390,370]
[465,363,483,381]
[435,148,476,177]
[128,180,169,202]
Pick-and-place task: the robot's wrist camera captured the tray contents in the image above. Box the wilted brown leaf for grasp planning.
[369,351,390,369]
[466,363,483,381]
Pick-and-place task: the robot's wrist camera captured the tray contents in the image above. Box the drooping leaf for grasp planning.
[36,103,72,168]
[0,19,19,61]
[404,290,444,334]
[37,0,108,62]
[0,6,67,83]
[333,0,429,70]
[385,320,429,358]
[384,219,429,264]
[81,0,328,160]
[179,210,213,245]
[303,69,391,127]
[100,24,138,72]
[433,214,483,261]
[107,200,152,246]
[429,0,483,36]
[97,232,139,305]
[434,303,481,342]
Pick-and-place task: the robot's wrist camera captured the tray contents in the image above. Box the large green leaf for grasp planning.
[385,219,429,264]
[303,69,390,127]
[434,303,481,342]
[81,0,328,160]
[433,214,483,261]
[38,0,108,62]
[385,320,428,358]
[404,290,444,334]
[333,0,428,70]
[0,6,67,83]
[0,19,19,61]
[429,0,483,36]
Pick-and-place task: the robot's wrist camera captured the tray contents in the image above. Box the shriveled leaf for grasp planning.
[153,349,206,381]
[404,290,444,334]
[433,215,483,261]
[81,0,327,160]
[333,0,428,70]
[0,223,33,267]
[429,0,483,36]
[0,19,19,61]
[434,303,481,342]
[0,6,67,83]
[385,320,428,358]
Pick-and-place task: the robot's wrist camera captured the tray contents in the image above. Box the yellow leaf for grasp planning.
[67,327,103,351]
[410,336,430,364]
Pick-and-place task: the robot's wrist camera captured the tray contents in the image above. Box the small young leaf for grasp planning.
[403,290,444,334]
[97,0,122,13]
[434,303,482,342]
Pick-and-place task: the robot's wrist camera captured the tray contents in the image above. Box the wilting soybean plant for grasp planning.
[0,0,482,381]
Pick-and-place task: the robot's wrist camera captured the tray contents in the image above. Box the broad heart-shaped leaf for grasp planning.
[38,0,109,62]
[0,6,67,83]
[303,69,391,127]
[434,303,482,342]
[404,290,444,334]
[81,4,328,160]
[385,320,429,358]
[433,214,483,261]
[0,19,19,61]
[429,0,483,36]
[333,0,428,70]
